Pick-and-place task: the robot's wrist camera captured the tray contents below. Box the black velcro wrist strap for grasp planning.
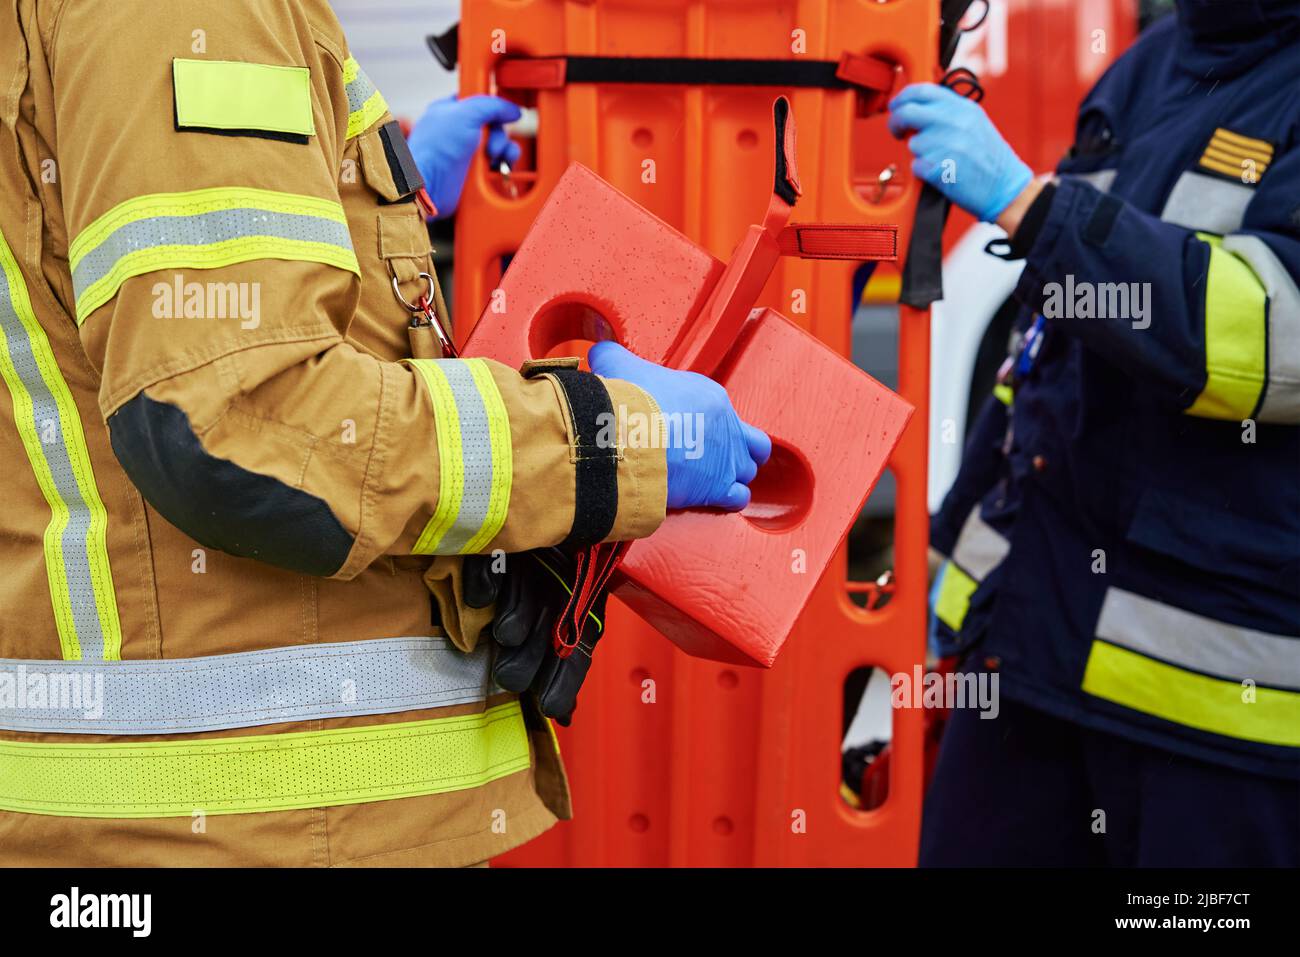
[528,367,620,550]
[378,119,426,203]
[1083,191,1123,248]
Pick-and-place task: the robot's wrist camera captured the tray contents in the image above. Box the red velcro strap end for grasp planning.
[497,57,568,90]
[835,52,898,94]
[777,224,899,261]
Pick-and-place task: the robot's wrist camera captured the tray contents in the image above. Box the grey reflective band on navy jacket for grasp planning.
[1160,170,1253,235]
[951,507,1010,581]
[1096,588,1300,690]
[1064,169,1118,195]
[0,637,497,734]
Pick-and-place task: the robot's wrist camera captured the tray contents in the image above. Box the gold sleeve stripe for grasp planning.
[1209,127,1274,157]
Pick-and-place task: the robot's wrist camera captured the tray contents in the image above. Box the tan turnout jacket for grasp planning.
[0,0,665,866]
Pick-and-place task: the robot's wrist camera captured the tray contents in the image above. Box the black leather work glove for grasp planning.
[461,546,619,726]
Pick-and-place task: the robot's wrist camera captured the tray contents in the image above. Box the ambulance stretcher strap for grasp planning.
[496,52,897,98]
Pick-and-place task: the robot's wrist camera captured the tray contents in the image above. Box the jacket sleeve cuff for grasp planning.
[600,377,667,542]
[1010,176,1093,311]
[1005,181,1058,259]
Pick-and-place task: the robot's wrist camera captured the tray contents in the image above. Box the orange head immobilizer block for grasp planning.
[462,98,912,666]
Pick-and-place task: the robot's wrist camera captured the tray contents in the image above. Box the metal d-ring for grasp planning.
[392,272,436,313]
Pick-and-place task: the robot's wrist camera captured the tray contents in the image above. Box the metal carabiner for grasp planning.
[392,272,456,357]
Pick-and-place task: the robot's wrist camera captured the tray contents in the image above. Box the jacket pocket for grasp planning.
[340,125,437,358]
[1124,487,1298,594]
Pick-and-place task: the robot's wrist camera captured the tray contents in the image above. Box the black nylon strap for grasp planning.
[772,97,798,206]
[563,56,869,89]
[940,0,982,68]
[900,185,951,308]
[526,367,619,550]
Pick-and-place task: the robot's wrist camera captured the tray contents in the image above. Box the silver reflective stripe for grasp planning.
[1065,169,1117,194]
[951,506,1010,581]
[71,207,355,306]
[436,360,497,554]
[1096,588,1300,690]
[345,63,379,113]
[1221,234,1300,423]
[1160,170,1253,235]
[0,232,116,661]
[0,637,497,734]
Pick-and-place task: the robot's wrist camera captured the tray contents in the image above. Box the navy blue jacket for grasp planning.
[932,3,1300,779]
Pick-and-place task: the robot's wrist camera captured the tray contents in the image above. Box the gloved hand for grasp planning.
[587,341,772,511]
[407,94,522,218]
[887,83,1032,223]
[462,547,610,726]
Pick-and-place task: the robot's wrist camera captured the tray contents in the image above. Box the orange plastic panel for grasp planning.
[454,0,937,867]
[461,163,912,666]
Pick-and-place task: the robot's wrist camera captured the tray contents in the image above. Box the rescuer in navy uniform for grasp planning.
[889,0,1300,865]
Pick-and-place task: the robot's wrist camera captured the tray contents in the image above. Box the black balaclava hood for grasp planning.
[1175,0,1300,78]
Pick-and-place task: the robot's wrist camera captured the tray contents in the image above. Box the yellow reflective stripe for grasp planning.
[69,188,348,265]
[461,359,513,553]
[172,59,315,136]
[343,56,388,139]
[0,701,531,818]
[405,359,514,556]
[69,187,359,325]
[992,382,1013,406]
[0,230,121,661]
[407,360,465,554]
[347,90,388,139]
[1186,233,1267,419]
[934,562,977,632]
[545,715,562,758]
[1082,641,1300,748]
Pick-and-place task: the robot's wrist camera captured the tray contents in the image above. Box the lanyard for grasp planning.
[997,313,1047,391]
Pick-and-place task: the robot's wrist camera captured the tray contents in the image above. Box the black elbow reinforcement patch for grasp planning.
[109,392,354,577]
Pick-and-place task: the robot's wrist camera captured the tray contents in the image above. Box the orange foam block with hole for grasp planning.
[461,163,912,666]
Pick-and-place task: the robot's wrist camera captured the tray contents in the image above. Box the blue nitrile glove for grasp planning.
[887,83,1032,223]
[408,94,522,218]
[587,341,772,511]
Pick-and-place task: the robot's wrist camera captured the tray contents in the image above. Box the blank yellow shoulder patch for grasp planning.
[173,58,315,140]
